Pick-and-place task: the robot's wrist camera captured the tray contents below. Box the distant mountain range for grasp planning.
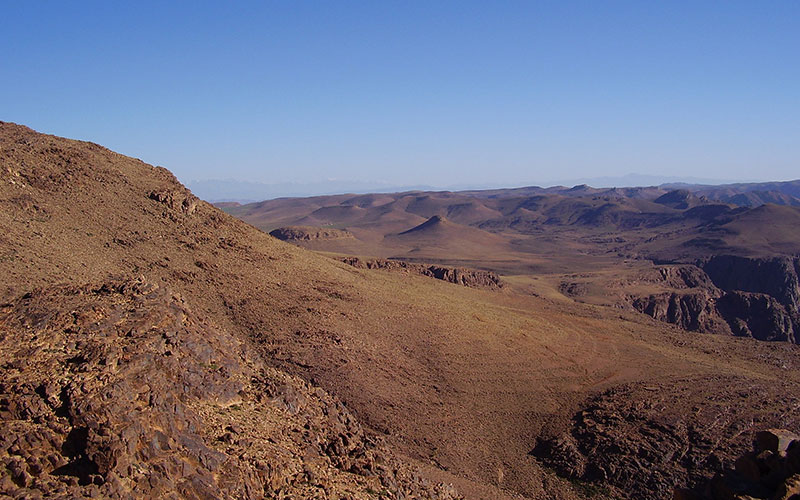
[185,179,440,202]
[459,179,800,207]
[185,174,783,203]
[222,176,800,347]
[220,178,800,264]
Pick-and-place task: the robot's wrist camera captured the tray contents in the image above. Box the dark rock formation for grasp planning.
[631,262,800,343]
[559,281,589,298]
[269,225,354,241]
[717,291,799,343]
[338,257,503,289]
[702,256,800,311]
[632,290,729,334]
[654,265,718,289]
[676,428,800,499]
[532,379,800,500]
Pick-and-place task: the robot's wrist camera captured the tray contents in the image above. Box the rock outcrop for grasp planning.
[675,428,800,499]
[338,257,503,289]
[653,265,718,290]
[0,278,461,499]
[632,290,729,334]
[269,225,355,242]
[717,291,799,343]
[532,379,800,500]
[702,256,800,311]
[630,263,800,343]
[148,185,198,216]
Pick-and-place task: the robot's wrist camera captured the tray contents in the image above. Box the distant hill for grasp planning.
[222,181,800,267]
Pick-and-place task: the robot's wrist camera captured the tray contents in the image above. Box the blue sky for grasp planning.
[2,1,798,192]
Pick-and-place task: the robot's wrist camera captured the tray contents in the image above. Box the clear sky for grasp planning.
[2,1,798,191]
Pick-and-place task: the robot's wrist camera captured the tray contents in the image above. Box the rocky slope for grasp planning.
[676,428,800,499]
[0,279,459,500]
[533,378,800,499]
[0,122,461,499]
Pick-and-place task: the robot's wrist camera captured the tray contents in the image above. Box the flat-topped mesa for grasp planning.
[269,225,355,242]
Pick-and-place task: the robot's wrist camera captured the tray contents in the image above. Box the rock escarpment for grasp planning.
[630,262,800,343]
[717,291,798,343]
[269,225,355,242]
[632,290,729,334]
[653,265,718,290]
[702,256,800,311]
[338,257,503,289]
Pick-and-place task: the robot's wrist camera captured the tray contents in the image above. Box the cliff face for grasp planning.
[702,256,800,311]
[717,291,798,343]
[654,265,717,290]
[631,290,729,334]
[631,261,800,343]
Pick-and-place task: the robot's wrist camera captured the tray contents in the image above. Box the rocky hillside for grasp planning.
[676,428,800,499]
[533,379,800,499]
[0,122,460,499]
[0,278,455,499]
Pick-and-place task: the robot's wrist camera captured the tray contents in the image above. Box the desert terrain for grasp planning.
[3,122,800,499]
[225,181,800,345]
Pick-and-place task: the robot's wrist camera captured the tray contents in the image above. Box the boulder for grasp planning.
[756,430,800,455]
